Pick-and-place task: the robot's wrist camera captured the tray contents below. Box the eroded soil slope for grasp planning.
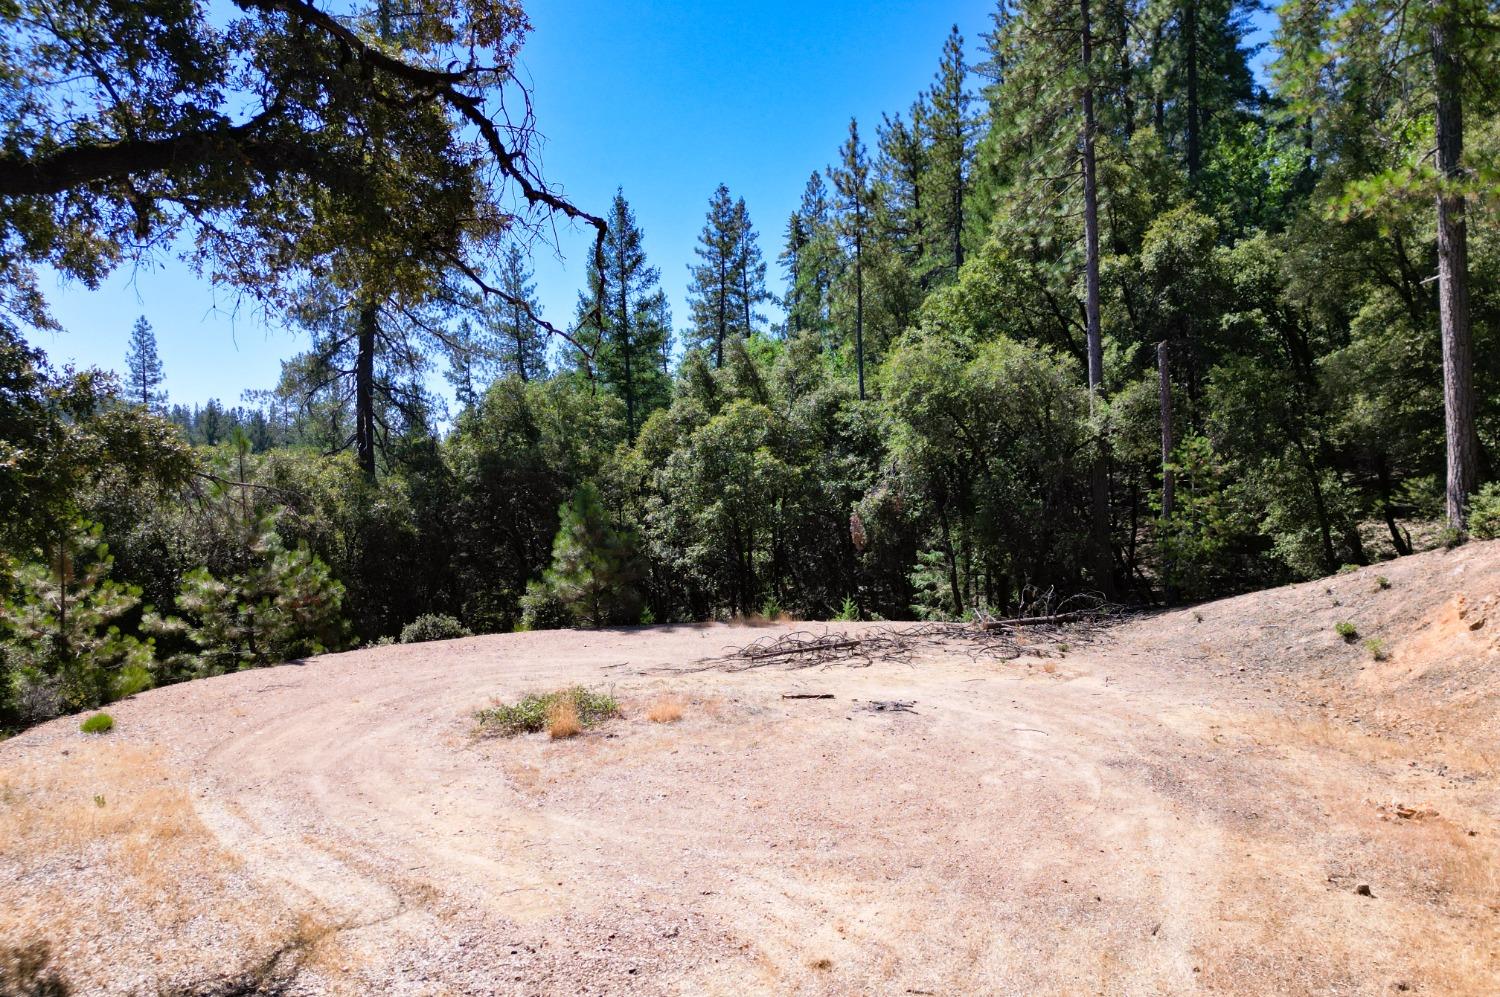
[2,544,1497,995]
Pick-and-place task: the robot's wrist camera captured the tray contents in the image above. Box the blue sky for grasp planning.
[25,0,996,408]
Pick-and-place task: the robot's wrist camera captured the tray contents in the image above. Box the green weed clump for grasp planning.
[476,686,619,737]
[1365,638,1389,661]
[1334,621,1358,642]
[79,713,113,734]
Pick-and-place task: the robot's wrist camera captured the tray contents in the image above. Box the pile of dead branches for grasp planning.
[703,593,1129,671]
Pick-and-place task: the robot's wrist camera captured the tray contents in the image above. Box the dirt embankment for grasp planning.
[2,544,1497,995]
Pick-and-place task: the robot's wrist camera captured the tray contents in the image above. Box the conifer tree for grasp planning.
[578,190,669,437]
[732,196,771,338]
[878,101,929,280]
[172,436,345,672]
[123,317,166,410]
[1146,0,1257,178]
[1,522,155,720]
[687,185,744,367]
[536,481,642,627]
[489,243,549,383]
[922,27,976,283]
[828,119,876,399]
[781,173,839,339]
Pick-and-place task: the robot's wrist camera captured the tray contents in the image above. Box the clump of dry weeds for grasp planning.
[647,696,685,724]
[546,699,582,739]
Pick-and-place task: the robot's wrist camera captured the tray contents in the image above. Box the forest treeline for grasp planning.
[2,0,1498,730]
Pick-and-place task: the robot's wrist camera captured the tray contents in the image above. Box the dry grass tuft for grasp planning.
[547,699,582,739]
[647,696,685,724]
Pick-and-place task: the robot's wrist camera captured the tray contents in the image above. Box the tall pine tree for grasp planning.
[123,317,166,410]
[828,119,876,399]
[578,190,669,438]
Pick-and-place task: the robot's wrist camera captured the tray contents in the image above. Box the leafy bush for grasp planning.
[1468,483,1500,540]
[518,580,573,631]
[832,596,860,622]
[1375,575,1391,590]
[399,614,472,644]
[1364,638,1389,661]
[1335,621,1358,642]
[476,686,620,737]
[79,713,113,734]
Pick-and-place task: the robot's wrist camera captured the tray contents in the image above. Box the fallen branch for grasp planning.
[782,693,835,700]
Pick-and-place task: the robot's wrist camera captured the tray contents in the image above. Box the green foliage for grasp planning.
[1364,638,1389,661]
[174,520,345,675]
[1,523,156,725]
[833,596,860,622]
[79,713,113,734]
[532,483,643,628]
[475,686,621,737]
[1335,621,1359,642]
[1376,576,1391,590]
[400,614,472,644]
[1467,484,1500,540]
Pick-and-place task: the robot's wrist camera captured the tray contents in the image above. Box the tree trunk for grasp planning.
[1431,4,1478,533]
[1184,0,1201,178]
[1375,452,1413,556]
[619,280,635,438]
[1158,340,1175,519]
[514,298,529,383]
[1081,0,1114,598]
[855,228,866,400]
[355,303,377,479]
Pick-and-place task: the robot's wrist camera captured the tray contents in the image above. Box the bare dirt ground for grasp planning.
[3,545,1498,995]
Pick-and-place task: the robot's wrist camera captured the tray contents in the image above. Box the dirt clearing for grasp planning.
[2,544,1498,994]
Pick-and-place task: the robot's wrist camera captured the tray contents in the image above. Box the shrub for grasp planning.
[1468,483,1500,540]
[476,686,620,737]
[518,580,573,631]
[79,713,113,734]
[1375,575,1391,590]
[400,614,471,644]
[1335,621,1358,642]
[833,596,860,622]
[1365,638,1389,661]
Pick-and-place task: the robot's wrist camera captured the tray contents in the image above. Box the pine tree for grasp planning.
[780,173,839,339]
[686,184,745,367]
[877,100,929,279]
[176,527,345,673]
[1145,0,1257,179]
[732,196,771,338]
[828,119,876,399]
[489,243,549,383]
[536,481,642,627]
[123,317,166,410]
[578,190,670,437]
[1,522,155,720]
[921,27,976,283]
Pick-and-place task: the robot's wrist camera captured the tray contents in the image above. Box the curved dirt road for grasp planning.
[2,550,1498,994]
